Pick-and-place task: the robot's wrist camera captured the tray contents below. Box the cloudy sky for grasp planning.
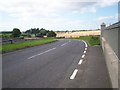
[0,0,119,31]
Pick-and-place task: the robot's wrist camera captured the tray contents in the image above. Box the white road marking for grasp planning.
[82,54,85,58]
[85,43,88,48]
[84,51,86,54]
[28,47,56,59]
[61,41,71,46]
[61,43,67,46]
[70,69,78,79]
[85,48,87,51]
[78,59,83,65]
[82,40,88,48]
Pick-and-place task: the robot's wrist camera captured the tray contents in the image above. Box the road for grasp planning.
[2,39,111,88]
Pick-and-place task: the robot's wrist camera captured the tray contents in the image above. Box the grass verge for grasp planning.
[73,35,100,46]
[0,38,57,53]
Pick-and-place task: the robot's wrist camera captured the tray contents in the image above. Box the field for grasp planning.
[1,38,57,53]
[73,36,100,46]
[56,30,100,38]
[0,30,101,52]
[56,30,101,46]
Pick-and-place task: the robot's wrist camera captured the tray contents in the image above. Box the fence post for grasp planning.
[9,39,13,44]
[101,22,106,38]
[100,23,106,51]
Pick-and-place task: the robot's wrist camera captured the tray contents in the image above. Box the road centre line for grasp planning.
[61,42,68,46]
[28,47,56,59]
[70,69,78,79]
[78,59,83,65]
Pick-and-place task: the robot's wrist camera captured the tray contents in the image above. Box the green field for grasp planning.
[1,38,57,53]
[73,35,100,46]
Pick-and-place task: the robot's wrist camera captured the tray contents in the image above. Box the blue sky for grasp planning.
[0,0,119,31]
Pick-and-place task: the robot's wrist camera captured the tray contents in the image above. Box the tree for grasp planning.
[31,28,40,36]
[40,29,48,36]
[36,33,43,37]
[25,30,31,34]
[47,31,56,37]
[12,28,21,37]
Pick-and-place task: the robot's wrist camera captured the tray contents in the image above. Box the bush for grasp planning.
[19,36,24,39]
[36,33,43,37]
[56,37,65,39]
[21,34,28,37]
[47,31,56,37]
[12,28,21,37]
[27,34,31,37]
[1,34,12,38]
[21,33,31,37]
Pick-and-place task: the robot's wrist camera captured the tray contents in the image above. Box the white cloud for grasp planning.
[96,0,118,7]
[98,14,118,26]
[0,0,119,31]
[98,16,114,21]
[0,0,118,19]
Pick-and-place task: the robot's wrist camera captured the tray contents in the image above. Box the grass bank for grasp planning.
[0,38,57,53]
[73,35,100,46]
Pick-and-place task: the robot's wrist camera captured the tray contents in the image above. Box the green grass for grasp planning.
[1,38,57,53]
[0,33,12,38]
[73,35,100,46]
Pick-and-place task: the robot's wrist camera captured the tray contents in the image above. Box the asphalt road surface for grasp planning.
[2,39,111,88]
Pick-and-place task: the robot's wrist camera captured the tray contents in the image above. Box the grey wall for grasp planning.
[103,22,119,59]
[101,21,119,88]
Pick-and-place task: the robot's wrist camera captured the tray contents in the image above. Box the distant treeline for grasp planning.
[0,31,12,34]
[1,28,56,38]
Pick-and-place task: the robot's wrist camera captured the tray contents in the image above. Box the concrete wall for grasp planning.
[103,22,119,57]
[101,21,120,88]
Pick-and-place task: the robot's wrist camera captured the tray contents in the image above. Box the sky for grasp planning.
[0,0,119,31]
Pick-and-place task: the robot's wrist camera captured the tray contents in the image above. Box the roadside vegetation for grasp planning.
[0,28,57,53]
[1,38,57,53]
[1,28,56,38]
[1,27,100,52]
[73,35,100,46]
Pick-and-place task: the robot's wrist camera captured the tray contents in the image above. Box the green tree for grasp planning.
[25,30,31,34]
[12,28,21,37]
[39,28,49,35]
[36,33,43,37]
[31,28,40,36]
[47,31,56,37]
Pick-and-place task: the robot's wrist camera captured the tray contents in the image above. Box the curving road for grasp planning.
[2,39,111,88]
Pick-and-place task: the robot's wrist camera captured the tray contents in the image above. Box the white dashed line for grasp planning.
[82,54,85,58]
[85,48,87,51]
[61,43,67,46]
[70,69,78,79]
[78,59,83,65]
[84,51,86,54]
[28,47,56,59]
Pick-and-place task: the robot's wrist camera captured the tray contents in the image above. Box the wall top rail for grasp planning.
[105,21,120,30]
